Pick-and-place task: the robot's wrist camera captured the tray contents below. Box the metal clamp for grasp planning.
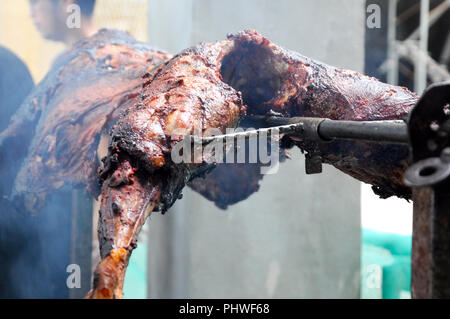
[403,81,450,299]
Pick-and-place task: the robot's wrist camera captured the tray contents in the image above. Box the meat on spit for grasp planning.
[1,30,419,298]
[0,29,171,213]
[89,30,418,298]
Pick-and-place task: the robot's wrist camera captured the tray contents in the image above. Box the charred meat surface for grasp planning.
[89,39,245,298]
[188,162,264,209]
[218,30,417,199]
[2,29,171,213]
[186,30,417,207]
[87,153,161,299]
[188,133,290,209]
[92,30,417,298]
[3,29,417,213]
[1,29,419,298]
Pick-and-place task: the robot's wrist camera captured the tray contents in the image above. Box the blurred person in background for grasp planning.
[0,0,98,298]
[0,48,34,298]
[29,0,97,48]
[0,46,34,195]
[0,47,34,133]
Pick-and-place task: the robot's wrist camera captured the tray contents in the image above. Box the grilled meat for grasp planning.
[4,29,417,214]
[1,29,418,298]
[1,29,170,213]
[90,30,417,298]
[88,38,245,298]
[188,30,417,208]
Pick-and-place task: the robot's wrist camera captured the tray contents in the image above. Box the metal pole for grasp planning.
[411,188,432,298]
[415,0,429,94]
[430,187,450,298]
[70,189,93,299]
[440,32,450,65]
[263,117,409,145]
[407,0,450,41]
[387,0,399,85]
[318,119,409,144]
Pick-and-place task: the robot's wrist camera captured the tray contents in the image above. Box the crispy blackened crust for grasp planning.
[5,30,171,213]
[1,29,418,298]
[90,37,247,298]
[196,30,417,201]
[102,39,245,211]
[92,30,418,298]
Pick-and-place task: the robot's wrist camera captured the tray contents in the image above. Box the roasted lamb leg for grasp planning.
[87,39,245,298]
[5,29,417,213]
[90,30,418,298]
[1,29,419,298]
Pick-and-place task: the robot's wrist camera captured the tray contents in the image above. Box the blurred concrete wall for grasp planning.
[146,0,365,298]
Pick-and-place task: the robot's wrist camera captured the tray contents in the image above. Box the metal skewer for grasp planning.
[190,116,410,145]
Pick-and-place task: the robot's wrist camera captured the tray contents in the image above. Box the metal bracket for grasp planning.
[305,148,323,174]
[404,81,450,298]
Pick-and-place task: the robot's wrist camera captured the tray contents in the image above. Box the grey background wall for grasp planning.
[145,0,365,298]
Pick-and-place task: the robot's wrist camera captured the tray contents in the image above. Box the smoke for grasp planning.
[0,47,34,297]
[0,194,73,298]
[0,44,93,298]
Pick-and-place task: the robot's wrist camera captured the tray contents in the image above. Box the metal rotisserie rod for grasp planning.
[266,116,409,145]
[193,116,410,145]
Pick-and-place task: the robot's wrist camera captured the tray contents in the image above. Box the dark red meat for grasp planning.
[91,30,417,298]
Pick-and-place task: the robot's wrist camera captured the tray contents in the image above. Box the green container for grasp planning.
[123,243,147,299]
[361,229,412,299]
